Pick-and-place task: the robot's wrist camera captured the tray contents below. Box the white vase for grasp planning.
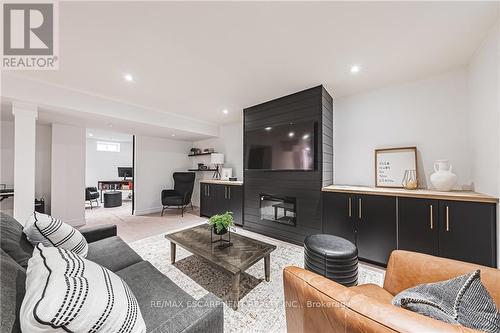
[430,160,457,191]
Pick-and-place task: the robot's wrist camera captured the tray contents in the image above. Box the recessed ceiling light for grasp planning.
[222,109,228,115]
[302,134,310,140]
[124,74,134,82]
[171,134,176,137]
[350,65,361,74]
[88,133,93,137]
[288,132,295,138]
[265,127,272,131]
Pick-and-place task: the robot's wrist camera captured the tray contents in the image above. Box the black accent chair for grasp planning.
[85,187,100,209]
[161,172,195,217]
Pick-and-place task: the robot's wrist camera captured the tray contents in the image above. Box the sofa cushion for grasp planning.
[116,261,195,331]
[20,244,146,333]
[0,249,25,333]
[86,236,142,272]
[350,284,393,304]
[0,212,34,268]
[23,212,88,257]
[393,270,500,333]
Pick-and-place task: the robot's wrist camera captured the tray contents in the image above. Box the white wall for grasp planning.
[0,120,52,216]
[0,120,15,215]
[85,138,133,188]
[134,135,192,215]
[468,22,500,268]
[335,68,471,189]
[35,124,52,214]
[469,22,499,197]
[51,123,86,226]
[191,121,243,206]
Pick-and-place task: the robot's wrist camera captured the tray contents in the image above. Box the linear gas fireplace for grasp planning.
[260,194,296,226]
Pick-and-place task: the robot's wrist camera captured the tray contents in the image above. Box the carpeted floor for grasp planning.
[130,225,385,333]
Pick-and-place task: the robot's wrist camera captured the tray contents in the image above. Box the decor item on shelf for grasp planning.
[402,169,418,190]
[430,159,457,191]
[197,163,205,170]
[229,177,238,181]
[190,148,202,156]
[211,153,224,179]
[208,212,234,248]
[375,147,418,188]
[204,148,215,153]
[221,168,233,180]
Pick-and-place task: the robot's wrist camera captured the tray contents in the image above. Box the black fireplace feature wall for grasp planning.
[260,194,296,226]
[243,85,334,245]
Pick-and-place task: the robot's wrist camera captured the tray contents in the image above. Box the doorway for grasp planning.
[84,129,134,223]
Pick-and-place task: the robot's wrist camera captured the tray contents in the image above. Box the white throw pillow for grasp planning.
[20,244,146,333]
[23,212,88,257]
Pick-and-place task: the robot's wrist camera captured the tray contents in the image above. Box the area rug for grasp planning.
[130,225,385,333]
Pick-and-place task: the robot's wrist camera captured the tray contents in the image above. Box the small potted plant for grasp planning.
[208,211,234,235]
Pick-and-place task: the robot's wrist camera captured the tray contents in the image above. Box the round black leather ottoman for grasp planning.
[304,234,358,286]
[103,191,122,208]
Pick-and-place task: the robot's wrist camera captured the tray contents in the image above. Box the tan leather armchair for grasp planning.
[283,250,500,333]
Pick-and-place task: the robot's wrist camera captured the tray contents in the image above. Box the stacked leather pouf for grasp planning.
[303,234,358,286]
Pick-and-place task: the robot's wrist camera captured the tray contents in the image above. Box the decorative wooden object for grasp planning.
[165,225,276,309]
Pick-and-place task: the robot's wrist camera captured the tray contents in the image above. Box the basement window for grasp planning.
[96,141,120,152]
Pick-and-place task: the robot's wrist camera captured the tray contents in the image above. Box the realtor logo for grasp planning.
[2,1,59,69]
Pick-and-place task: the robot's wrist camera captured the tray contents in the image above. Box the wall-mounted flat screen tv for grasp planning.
[245,121,316,171]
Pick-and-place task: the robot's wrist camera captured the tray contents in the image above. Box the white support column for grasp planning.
[12,103,38,225]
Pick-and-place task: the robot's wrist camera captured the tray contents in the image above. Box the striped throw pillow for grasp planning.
[393,270,500,332]
[20,244,146,333]
[23,212,88,257]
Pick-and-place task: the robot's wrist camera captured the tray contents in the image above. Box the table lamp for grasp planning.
[211,153,224,179]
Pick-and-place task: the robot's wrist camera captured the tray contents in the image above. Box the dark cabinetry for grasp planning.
[322,192,355,243]
[398,197,496,267]
[324,191,497,267]
[322,192,397,265]
[200,183,243,226]
[437,200,496,267]
[356,194,397,265]
[398,198,439,256]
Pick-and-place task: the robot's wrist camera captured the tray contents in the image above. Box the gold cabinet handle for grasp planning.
[348,197,352,217]
[446,206,450,232]
[430,205,433,230]
[358,198,362,220]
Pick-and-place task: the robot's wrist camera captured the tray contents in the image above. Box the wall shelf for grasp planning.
[188,152,216,157]
[188,169,217,172]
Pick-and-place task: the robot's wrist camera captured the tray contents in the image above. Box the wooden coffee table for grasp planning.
[165,224,276,309]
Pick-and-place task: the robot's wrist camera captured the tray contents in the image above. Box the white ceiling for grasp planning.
[86,128,133,143]
[7,1,499,126]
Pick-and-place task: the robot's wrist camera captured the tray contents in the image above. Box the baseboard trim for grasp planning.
[134,206,163,216]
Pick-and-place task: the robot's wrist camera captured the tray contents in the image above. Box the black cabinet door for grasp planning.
[398,197,439,256]
[355,194,397,265]
[199,183,211,217]
[438,201,497,267]
[322,192,355,244]
[227,185,243,226]
[211,184,227,216]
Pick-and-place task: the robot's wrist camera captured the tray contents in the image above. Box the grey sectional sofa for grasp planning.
[0,212,223,333]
